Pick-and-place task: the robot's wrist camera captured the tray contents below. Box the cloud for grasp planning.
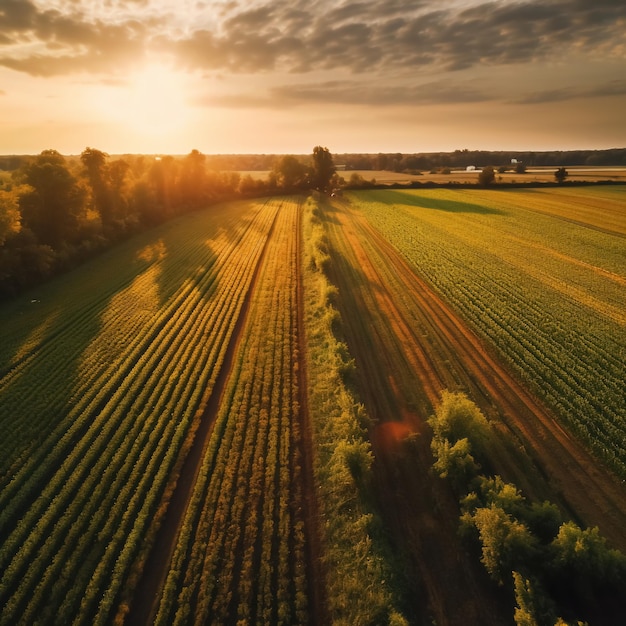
[0,0,625,77]
[513,79,626,104]
[196,77,494,108]
[0,0,153,76]
[167,0,626,75]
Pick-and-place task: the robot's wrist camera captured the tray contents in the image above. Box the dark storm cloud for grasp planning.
[0,0,624,78]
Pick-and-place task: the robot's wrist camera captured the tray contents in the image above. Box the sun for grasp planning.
[94,62,193,144]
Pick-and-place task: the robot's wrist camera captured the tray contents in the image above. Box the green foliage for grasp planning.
[311,146,336,193]
[431,436,480,490]
[463,504,538,584]
[513,571,556,626]
[0,188,21,245]
[550,522,626,586]
[429,392,626,622]
[428,390,492,466]
[301,197,407,625]
[272,155,309,190]
[478,165,496,186]
[18,149,86,247]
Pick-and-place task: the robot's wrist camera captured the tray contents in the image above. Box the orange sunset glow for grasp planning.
[1,0,625,154]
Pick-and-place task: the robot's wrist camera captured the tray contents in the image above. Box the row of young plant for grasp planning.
[0,200,263,478]
[301,197,409,625]
[0,199,281,625]
[152,198,309,625]
[351,189,626,478]
[429,390,626,625]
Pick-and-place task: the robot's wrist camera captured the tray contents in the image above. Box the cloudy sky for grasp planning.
[1,0,625,155]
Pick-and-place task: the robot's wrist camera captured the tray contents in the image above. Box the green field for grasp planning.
[1,186,625,624]
[347,186,626,476]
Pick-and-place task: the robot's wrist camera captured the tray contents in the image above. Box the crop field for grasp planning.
[1,185,625,625]
[319,186,626,622]
[0,197,316,624]
[345,187,626,477]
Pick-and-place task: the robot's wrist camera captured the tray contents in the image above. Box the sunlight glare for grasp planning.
[97,62,192,141]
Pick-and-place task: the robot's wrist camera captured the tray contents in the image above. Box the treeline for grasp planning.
[0,147,338,298]
[429,391,626,626]
[335,148,626,171]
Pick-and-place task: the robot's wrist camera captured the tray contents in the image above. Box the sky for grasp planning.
[0,0,625,155]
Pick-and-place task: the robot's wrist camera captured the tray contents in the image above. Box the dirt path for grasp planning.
[323,197,626,623]
[125,208,281,625]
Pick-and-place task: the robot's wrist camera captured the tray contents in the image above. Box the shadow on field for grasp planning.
[355,189,504,214]
[0,207,220,485]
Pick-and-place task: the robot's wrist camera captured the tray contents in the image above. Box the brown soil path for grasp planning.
[323,197,626,623]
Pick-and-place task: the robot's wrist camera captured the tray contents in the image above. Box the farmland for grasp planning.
[0,185,625,624]
[319,186,626,621]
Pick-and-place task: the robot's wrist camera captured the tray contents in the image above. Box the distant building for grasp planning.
[466,165,476,171]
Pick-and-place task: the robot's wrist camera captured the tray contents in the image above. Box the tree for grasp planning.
[0,188,21,245]
[81,147,113,227]
[107,158,131,227]
[18,150,86,247]
[311,146,336,193]
[468,504,538,584]
[429,391,491,453]
[478,165,496,186]
[273,155,309,190]
[178,149,207,208]
[431,436,480,491]
[554,167,568,183]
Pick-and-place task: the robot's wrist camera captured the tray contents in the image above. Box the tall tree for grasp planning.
[273,155,309,190]
[311,146,336,193]
[18,150,85,247]
[81,147,113,227]
[478,165,496,186]
[178,149,207,208]
[0,188,21,245]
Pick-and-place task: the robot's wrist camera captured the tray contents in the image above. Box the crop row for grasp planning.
[350,188,626,477]
[153,198,308,625]
[0,198,281,624]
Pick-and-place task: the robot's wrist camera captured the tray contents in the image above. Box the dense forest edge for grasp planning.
[1,146,625,298]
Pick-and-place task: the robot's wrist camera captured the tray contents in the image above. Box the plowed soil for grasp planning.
[323,197,626,625]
